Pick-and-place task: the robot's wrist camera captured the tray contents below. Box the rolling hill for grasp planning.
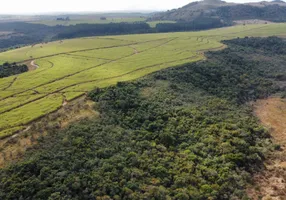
[0,1,286,199]
[151,0,286,23]
[0,23,285,138]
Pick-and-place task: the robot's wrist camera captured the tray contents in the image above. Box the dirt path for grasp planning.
[0,37,178,104]
[16,38,170,65]
[2,77,17,91]
[30,60,39,69]
[23,60,39,71]
[0,53,199,121]
[129,46,139,54]
[247,97,286,200]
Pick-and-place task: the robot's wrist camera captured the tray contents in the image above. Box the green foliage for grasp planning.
[217,4,286,22]
[225,36,286,54]
[1,37,284,199]
[155,17,226,32]
[0,62,28,78]
[159,37,286,103]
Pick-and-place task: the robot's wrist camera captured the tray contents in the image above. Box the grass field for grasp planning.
[0,23,285,137]
[29,18,176,28]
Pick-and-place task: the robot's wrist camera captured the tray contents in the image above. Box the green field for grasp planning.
[29,18,147,26]
[0,23,285,137]
[29,18,176,28]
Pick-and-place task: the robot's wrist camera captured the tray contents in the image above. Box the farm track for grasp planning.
[97,37,136,43]
[30,60,39,69]
[1,25,264,133]
[1,38,170,102]
[0,38,176,115]
[141,37,178,52]
[128,46,139,54]
[0,53,200,132]
[25,60,55,77]
[2,77,17,91]
[0,36,209,119]
[64,53,113,61]
[16,38,170,65]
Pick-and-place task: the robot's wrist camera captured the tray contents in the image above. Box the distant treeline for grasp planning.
[0,62,28,78]
[0,20,227,51]
[54,23,151,39]
[55,19,226,39]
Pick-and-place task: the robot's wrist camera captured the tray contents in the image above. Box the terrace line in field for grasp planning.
[0,23,286,137]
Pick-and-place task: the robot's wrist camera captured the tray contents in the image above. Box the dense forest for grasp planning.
[155,17,226,33]
[54,23,152,39]
[216,4,286,22]
[0,62,28,78]
[0,37,285,199]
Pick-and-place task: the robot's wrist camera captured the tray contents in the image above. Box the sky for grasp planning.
[0,0,272,14]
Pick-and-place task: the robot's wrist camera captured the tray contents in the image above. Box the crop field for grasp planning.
[29,18,147,26]
[29,18,176,28]
[0,23,285,137]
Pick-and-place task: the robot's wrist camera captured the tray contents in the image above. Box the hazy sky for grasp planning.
[0,0,271,14]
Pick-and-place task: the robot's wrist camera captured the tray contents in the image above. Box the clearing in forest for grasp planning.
[0,23,286,137]
[248,98,286,199]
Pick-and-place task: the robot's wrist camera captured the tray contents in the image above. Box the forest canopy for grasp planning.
[0,37,285,199]
[0,62,28,78]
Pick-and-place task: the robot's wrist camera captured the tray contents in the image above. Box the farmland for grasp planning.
[30,17,147,26]
[0,23,286,138]
[29,18,176,28]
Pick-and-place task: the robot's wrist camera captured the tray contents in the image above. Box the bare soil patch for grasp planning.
[23,60,39,71]
[247,97,286,200]
[0,96,98,168]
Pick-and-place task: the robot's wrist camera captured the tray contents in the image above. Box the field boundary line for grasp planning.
[0,38,177,102]
[0,54,200,118]
[16,38,171,65]
[64,53,113,61]
[1,77,17,91]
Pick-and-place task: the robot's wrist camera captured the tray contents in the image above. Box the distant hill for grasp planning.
[151,0,286,23]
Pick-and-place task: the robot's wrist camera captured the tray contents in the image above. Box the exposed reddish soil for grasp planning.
[247,98,286,200]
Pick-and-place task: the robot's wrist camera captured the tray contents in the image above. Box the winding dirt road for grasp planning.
[30,60,39,69]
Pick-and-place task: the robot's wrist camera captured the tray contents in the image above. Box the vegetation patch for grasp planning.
[0,62,28,78]
[0,24,285,138]
[0,37,285,199]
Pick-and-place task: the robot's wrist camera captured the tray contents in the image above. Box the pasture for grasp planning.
[0,23,285,137]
